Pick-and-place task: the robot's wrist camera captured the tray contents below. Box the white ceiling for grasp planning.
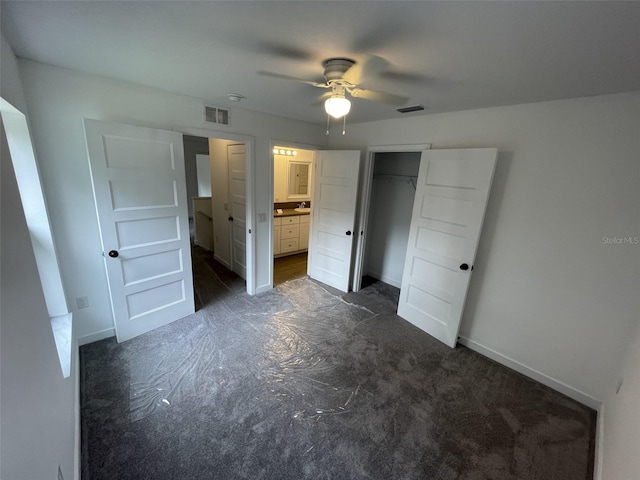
[2,1,640,125]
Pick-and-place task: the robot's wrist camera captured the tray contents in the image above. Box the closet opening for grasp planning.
[358,151,422,294]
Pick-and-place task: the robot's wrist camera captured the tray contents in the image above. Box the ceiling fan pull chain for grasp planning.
[342,116,347,135]
[326,114,330,135]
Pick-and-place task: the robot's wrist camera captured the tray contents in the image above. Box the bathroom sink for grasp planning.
[294,207,311,213]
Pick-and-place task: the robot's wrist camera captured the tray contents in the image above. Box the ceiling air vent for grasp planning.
[397,105,426,114]
[204,105,230,126]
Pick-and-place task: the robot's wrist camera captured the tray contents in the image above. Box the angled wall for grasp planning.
[1,34,77,480]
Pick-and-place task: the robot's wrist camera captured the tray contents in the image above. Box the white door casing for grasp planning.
[84,119,195,342]
[228,143,247,279]
[308,150,360,292]
[397,148,497,348]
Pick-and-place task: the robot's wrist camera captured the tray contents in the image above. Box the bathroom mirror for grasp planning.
[288,161,311,199]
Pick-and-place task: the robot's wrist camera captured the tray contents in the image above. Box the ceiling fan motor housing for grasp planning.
[323,58,355,82]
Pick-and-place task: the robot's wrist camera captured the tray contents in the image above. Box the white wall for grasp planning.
[600,318,640,480]
[330,92,640,405]
[18,60,327,340]
[365,152,420,287]
[1,35,77,480]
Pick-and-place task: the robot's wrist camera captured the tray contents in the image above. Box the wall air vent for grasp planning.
[397,105,426,114]
[203,105,230,126]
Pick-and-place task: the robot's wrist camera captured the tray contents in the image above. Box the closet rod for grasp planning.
[372,173,418,190]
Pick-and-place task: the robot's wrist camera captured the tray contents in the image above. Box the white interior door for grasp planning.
[228,143,246,279]
[308,150,360,292]
[397,148,497,348]
[84,119,195,342]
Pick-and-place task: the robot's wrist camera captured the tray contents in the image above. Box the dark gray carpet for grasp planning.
[80,246,596,480]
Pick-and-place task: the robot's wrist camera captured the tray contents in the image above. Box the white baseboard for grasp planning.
[255,283,272,295]
[77,327,115,346]
[458,336,602,410]
[365,271,401,289]
[213,254,231,270]
[194,240,213,252]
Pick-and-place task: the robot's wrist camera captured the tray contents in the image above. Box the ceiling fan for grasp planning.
[258,56,409,122]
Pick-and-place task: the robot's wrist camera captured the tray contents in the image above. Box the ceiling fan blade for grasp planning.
[254,41,314,62]
[379,71,432,84]
[342,55,389,85]
[234,37,315,61]
[350,88,409,105]
[257,71,327,88]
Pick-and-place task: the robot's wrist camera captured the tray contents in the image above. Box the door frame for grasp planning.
[179,126,256,294]
[268,139,321,288]
[352,143,431,292]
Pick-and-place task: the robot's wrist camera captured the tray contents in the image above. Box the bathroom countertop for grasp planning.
[274,209,310,217]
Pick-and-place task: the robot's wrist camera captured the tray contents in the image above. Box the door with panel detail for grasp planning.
[84,119,194,343]
[228,144,247,279]
[308,150,360,292]
[397,148,497,348]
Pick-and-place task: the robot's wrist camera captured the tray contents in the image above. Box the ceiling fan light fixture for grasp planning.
[324,95,351,119]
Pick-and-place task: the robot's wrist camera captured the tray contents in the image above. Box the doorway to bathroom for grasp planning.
[272,145,315,285]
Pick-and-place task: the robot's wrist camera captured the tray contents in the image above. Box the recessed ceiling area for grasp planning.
[2,1,639,125]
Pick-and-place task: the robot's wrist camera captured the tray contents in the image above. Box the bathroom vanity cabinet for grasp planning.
[273,213,310,257]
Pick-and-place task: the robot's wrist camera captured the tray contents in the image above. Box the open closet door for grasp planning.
[85,119,195,342]
[308,150,360,292]
[397,148,497,348]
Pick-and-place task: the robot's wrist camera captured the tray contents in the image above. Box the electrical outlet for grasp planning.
[76,296,89,309]
[58,465,64,480]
